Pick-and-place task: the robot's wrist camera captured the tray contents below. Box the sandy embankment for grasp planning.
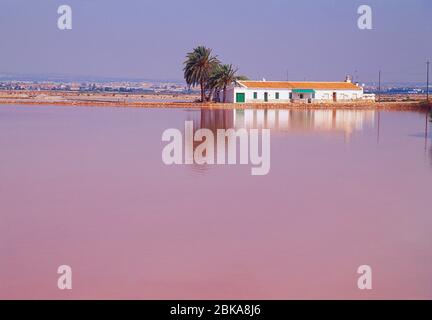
[0,90,431,111]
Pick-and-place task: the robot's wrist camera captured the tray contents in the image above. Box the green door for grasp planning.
[236,93,245,103]
[264,92,269,102]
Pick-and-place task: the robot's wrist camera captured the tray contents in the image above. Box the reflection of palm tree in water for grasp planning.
[185,109,235,174]
[199,109,234,133]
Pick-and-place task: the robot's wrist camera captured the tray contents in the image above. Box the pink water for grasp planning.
[0,105,431,299]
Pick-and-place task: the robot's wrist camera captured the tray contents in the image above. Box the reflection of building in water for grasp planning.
[184,108,376,174]
[234,109,375,138]
[187,108,375,137]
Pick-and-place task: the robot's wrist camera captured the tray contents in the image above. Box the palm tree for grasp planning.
[183,46,219,102]
[208,64,239,103]
[207,64,223,102]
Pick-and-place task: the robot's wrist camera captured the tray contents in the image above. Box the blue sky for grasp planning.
[0,0,431,82]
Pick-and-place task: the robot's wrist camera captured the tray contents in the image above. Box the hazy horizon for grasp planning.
[1,0,431,83]
[0,71,429,87]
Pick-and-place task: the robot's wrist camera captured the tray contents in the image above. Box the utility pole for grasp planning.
[378,70,381,103]
[286,70,289,81]
[427,60,430,102]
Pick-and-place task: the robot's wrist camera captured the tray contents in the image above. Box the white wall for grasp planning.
[225,85,364,103]
[227,87,292,103]
[291,92,313,101]
[314,89,364,102]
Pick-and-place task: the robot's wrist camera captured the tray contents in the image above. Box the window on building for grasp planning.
[289,93,292,99]
[275,92,280,99]
[300,94,304,99]
[253,92,258,99]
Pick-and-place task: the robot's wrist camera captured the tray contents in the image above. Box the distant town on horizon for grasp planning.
[0,71,429,96]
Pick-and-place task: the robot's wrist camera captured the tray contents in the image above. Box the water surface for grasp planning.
[0,105,431,299]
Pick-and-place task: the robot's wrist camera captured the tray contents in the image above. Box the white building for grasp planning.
[223,78,369,103]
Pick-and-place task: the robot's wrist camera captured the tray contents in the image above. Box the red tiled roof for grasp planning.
[238,81,362,91]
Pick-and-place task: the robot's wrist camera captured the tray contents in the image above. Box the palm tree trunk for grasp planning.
[215,89,220,102]
[223,85,227,103]
[200,81,205,103]
[207,88,214,102]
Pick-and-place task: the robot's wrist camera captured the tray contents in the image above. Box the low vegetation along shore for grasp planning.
[0,90,431,111]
